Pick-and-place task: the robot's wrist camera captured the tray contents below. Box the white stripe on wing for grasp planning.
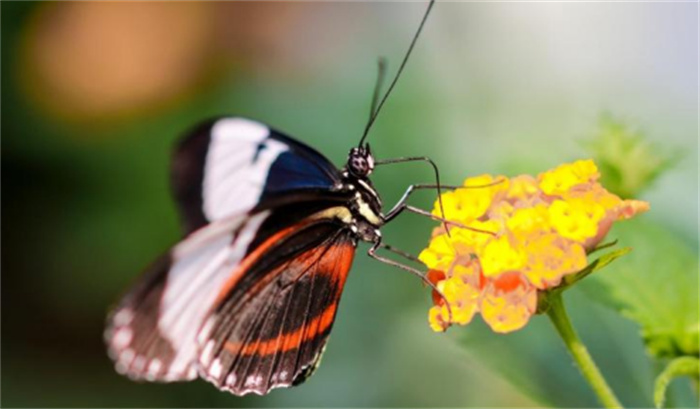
[159,211,271,377]
[203,118,289,221]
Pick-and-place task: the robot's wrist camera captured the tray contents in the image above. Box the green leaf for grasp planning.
[581,220,700,359]
[455,293,655,407]
[653,357,700,408]
[454,220,697,407]
[562,247,632,289]
[537,247,631,314]
[583,116,681,198]
[588,240,619,255]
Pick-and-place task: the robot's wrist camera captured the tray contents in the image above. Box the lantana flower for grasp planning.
[420,159,649,334]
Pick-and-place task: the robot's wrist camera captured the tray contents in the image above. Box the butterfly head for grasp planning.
[347,144,375,178]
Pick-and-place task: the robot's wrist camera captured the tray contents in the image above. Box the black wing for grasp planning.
[105,209,356,393]
[105,213,272,381]
[106,118,356,387]
[196,216,356,395]
[171,117,345,234]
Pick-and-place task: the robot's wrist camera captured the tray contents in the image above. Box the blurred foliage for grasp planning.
[581,115,698,360]
[583,221,699,360]
[2,1,698,408]
[580,116,699,408]
[455,293,653,408]
[583,117,681,199]
[654,357,700,408]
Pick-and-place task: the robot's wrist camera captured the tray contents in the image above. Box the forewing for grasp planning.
[197,220,356,396]
[108,117,353,386]
[105,211,271,381]
[172,117,343,234]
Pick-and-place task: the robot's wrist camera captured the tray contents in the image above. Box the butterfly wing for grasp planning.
[107,118,356,387]
[105,211,273,381]
[172,117,344,234]
[106,209,355,393]
[196,216,356,396]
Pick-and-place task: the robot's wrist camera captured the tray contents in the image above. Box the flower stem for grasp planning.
[546,292,623,408]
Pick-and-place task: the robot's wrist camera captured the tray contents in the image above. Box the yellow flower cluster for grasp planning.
[419,160,649,333]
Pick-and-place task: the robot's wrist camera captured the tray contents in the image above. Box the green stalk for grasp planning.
[653,356,700,408]
[546,292,623,408]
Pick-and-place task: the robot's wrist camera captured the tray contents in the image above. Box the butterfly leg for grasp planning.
[378,242,421,264]
[408,205,496,235]
[367,239,453,322]
[383,178,506,224]
[374,156,448,222]
[383,183,499,237]
[384,183,443,223]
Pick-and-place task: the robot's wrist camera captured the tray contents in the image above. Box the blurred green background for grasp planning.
[2,2,697,407]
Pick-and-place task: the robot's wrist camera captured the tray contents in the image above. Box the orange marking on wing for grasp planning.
[222,241,355,357]
[225,302,339,356]
[214,223,299,305]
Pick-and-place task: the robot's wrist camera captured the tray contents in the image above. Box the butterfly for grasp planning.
[104,0,450,396]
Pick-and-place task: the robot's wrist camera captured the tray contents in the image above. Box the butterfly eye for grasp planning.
[348,147,373,177]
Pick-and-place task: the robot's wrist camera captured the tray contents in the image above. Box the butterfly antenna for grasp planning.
[358,0,436,148]
[369,57,388,119]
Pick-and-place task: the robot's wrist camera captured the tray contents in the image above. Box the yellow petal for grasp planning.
[507,204,551,236]
[480,276,537,333]
[428,305,450,332]
[441,274,480,325]
[451,262,481,283]
[431,188,488,224]
[522,233,588,289]
[539,159,600,196]
[451,220,501,253]
[564,183,622,210]
[431,190,460,219]
[421,159,650,335]
[548,199,605,243]
[418,233,456,271]
[431,174,507,224]
[463,174,508,190]
[506,175,540,200]
[480,235,527,277]
[615,199,650,220]
[488,200,515,223]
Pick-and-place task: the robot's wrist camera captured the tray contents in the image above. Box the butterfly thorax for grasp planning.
[339,145,384,242]
[335,175,381,243]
